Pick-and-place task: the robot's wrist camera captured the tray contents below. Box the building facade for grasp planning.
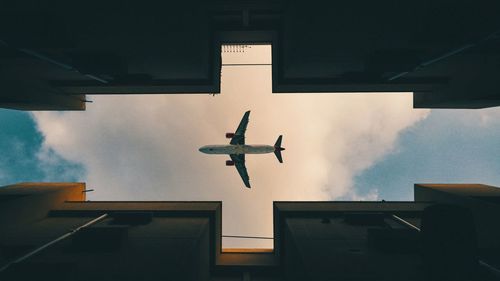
[1,182,499,280]
[1,1,500,110]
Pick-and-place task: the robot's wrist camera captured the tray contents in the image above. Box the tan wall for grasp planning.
[0,183,85,227]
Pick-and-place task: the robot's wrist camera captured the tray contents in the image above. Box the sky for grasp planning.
[2,45,500,248]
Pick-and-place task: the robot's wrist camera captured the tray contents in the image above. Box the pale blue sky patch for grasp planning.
[0,109,84,186]
[354,109,500,201]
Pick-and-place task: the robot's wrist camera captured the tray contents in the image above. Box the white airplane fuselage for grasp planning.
[199,144,275,155]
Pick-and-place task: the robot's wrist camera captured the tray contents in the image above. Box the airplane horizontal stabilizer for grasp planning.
[274,135,285,163]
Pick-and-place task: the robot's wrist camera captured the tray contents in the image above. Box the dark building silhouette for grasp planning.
[1,1,500,110]
[1,182,499,280]
[2,1,500,280]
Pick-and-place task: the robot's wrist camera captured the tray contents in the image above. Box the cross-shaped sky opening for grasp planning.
[22,44,500,249]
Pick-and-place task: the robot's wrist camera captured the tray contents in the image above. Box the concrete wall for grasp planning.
[283,216,424,281]
[2,1,500,110]
[0,183,85,227]
[415,184,500,250]
[1,216,211,281]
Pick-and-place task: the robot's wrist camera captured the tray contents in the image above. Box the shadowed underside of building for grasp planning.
[1,0,500,110]
[2,2,500,280]
[1,183,499,280]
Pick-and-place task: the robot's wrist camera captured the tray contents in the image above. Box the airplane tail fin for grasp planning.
[274,135,285,163]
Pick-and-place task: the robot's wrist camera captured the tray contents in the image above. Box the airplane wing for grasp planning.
[230,111,250,145]
[230,154,251,188]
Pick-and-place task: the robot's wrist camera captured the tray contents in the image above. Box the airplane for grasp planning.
[199,110,285,188]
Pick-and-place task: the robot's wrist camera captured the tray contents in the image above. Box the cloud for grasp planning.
[31,60,429,247]
[0,112,83,186]
[356,106,500,201]
[35,145,84,182]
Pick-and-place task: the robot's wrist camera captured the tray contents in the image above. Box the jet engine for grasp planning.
[226,133,235,138]
[225,160,235,166]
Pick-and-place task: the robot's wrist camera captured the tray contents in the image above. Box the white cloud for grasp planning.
[31,57,429,247]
